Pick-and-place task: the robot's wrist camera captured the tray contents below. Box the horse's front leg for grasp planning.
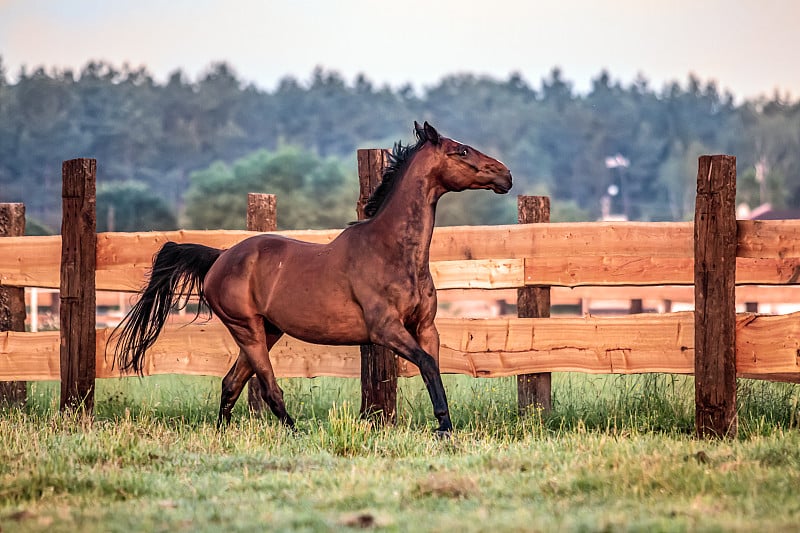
[415,321,452,436]
[373,319,452,434]
[416,320,440,368]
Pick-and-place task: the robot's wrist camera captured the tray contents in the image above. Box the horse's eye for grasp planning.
[459,147,469,157]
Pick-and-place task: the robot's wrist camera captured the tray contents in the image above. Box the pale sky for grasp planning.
[1,0,798,101]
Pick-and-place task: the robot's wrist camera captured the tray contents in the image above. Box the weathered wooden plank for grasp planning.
[6,254,798,292]
[737,219,800,258]
[0,230,337,290]
[0,236,61,288]
[735,313,800,375]
[735,258,800,285]
[96,229,339,271]
[0,330,61,380]
[2,221,799,290]
[430,259,525,289]
[523,256,800,287]
[3,257,529,292]
[97,324,239,377]
[4,312,798,381]
[429,314,696,377]
[429,222,695,260]
[524,256,695,286]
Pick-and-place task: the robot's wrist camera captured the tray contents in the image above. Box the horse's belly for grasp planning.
[265,294,370,345]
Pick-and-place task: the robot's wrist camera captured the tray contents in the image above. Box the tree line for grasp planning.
[1,56,798,233]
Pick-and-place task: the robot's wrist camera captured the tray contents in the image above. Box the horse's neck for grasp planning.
[373,169,439,262]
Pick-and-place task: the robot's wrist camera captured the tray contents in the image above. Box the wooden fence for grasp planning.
[1,154,799,438]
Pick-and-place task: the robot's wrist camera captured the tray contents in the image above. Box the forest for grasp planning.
[0,56,798,233]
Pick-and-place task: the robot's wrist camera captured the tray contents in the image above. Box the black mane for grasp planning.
[363,128,428,218]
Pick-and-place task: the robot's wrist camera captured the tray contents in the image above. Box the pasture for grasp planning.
[3,148,800,532]
[2,374,799,532]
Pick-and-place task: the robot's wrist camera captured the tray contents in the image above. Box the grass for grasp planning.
[1,373,799,532]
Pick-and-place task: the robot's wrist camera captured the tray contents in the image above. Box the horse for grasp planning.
[112,121,512,434]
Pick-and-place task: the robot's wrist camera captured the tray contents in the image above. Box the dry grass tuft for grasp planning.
[414,472,480,499]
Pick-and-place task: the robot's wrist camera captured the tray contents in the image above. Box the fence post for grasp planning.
[694,154,737,439]
[246,193,277,414]
[0,203,27,407]
[517,196,552,414]
[60,158,97,413]
[356,148,397,424]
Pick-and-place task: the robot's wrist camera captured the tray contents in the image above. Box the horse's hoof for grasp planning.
[277,417,299,436]
[434,428,453,440]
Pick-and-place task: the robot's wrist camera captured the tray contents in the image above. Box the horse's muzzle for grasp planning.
[491,171,513,194]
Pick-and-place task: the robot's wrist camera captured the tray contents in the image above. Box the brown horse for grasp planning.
[113,122,512,433]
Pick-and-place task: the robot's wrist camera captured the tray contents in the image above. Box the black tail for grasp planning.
[112,242,222,375]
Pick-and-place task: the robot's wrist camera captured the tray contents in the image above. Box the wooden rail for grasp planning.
[2,312,799,382]
[2,220,800,291]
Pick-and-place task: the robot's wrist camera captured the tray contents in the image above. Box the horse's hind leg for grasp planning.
[218,351,254,428]
[256,332,295,428]
[226,320,295,429]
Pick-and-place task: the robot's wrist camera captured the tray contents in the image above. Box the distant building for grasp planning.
[737,203,800,220]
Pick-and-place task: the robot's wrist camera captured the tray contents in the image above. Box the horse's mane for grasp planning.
[363,127,428,218]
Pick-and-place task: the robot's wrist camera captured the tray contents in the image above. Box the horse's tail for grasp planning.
[112,242,222,376]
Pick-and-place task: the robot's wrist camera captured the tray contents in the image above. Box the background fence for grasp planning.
[1,153,799,438]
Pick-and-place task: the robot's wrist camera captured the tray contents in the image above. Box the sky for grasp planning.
[1,0,798,102]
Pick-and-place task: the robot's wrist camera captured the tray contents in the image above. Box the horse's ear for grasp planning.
[414,121,424,140]
[423,121,440,145]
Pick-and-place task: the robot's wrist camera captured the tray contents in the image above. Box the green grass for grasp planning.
[2,374,799,532]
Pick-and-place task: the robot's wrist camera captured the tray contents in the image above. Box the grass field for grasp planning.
[1,373,799,532]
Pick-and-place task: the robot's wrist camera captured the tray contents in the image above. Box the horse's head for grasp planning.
[415,121,512,195]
